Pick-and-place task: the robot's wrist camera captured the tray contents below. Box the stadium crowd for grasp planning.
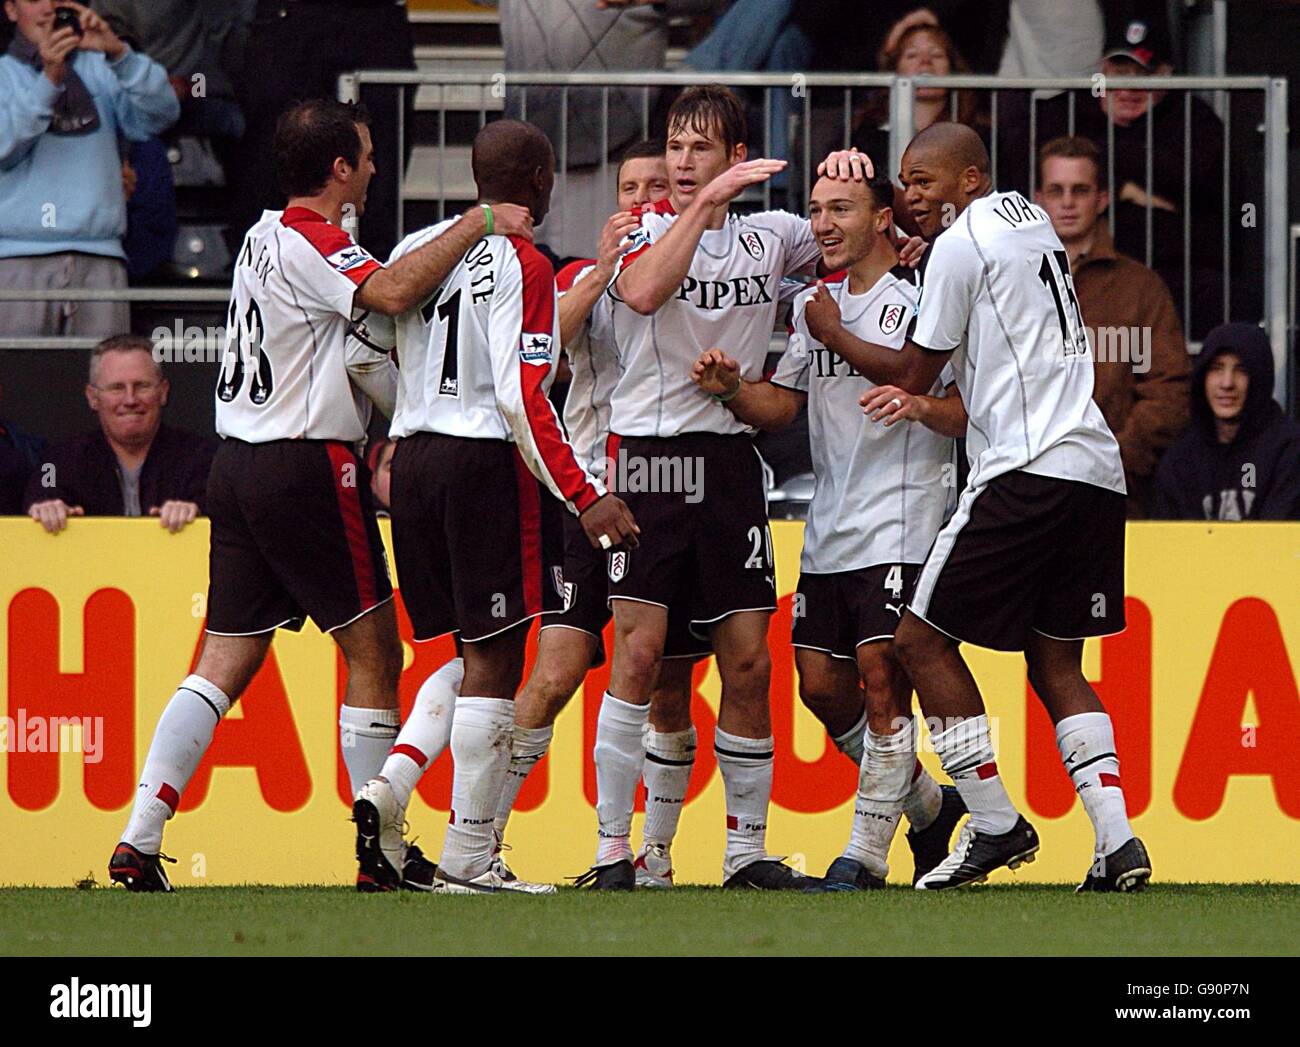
[0,0,1297,525]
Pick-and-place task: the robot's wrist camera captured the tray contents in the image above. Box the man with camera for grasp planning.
[0,0,178,338]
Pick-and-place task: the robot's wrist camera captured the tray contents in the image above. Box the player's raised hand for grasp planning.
[700,158,787,208]
[597,209,642,272]
[150,500,200,534]
[28,499,84,534]
[803,281,843,344]
[896,234,927,268]
[818,148,874,182]
[691,348,741,397]
[862,384,924,426]
[489,203,534,241]
[580,492,640,550]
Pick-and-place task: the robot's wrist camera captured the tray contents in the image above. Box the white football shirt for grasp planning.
[609,200,820,437]
[911,191,1125,494]
[555,259,618,479]
[216,207,381,442]
[774,268,954,574]
[385,219,604,515]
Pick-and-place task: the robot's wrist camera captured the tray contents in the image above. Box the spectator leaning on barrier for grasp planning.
[0,0,178,338]
[1152,324,1300,522]
[23,334,216,533]
[0,382,46,513]
[1036,135,1188,517]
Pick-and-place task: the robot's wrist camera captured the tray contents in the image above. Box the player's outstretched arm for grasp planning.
[617,159,786,315]
[558,210,640,345]
[691,348,805,431]
[862,382,967,437]
[356,203,533,316]
[804,280,949,394]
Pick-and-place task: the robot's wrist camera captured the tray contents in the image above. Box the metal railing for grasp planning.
[0,70,1289,410]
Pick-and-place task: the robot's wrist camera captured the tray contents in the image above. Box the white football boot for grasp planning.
[633,843,675,888]
[433,866,556,895]
[353,778,409,891]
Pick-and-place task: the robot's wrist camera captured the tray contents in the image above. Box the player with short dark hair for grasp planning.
[351,119,638,894]
[693,169,967,890]
[108,98,534,893]
[809,124,1151,891]
[487,139,706,889]
[584,85,823,890]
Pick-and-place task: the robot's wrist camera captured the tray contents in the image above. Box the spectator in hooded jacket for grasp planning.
[1153,323,1300,521]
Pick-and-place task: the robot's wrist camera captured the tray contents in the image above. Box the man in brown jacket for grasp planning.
[1037,136,1189,515]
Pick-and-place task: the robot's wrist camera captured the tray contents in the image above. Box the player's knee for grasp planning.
[721,643,770,688]
[797,677,839,720]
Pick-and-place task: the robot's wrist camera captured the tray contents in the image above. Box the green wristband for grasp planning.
[712,378,742,403]
[481,204,494,236]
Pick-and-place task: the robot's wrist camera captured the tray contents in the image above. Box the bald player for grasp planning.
[693,167,969,890]
[810,124,1151,892]
[353,119,638,893]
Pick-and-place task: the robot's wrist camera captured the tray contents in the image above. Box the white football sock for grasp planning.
[339,704,399,798]
[122,675,231,853]
[642,725,695,848]
[439,696,515,881]
[831,706,867,765]
[493,723,553,837]
[592,693,649,866]
[715,727,774,879]
[1056,711,1133,856]
[902,758,944,832]
[931,714,1020,835]
[377,657,463,809]
[843,720,915,877]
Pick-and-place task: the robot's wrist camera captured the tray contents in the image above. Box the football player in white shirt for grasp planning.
[109,99,534,893]
[693,169,970,890]
[352,120,638,894]
[488,140,709,890]
[807,124,1150,892]
[585,86,825,890]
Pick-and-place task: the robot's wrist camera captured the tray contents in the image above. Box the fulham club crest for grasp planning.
[739,231,765,260]
[879,302,907,335]
[608,550,628,583]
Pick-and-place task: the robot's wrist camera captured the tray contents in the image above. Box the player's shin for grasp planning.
[1055,711,1134,857]
[715,727,775,878]
[122,675,231,852]
[901,758,943,831]
[440,695,516,880]
[642,725,696,848]
[493,723,554,838]
[340,705,400,797]
[376,657,463,808]
[843,719,917,877]
[831,707,868,764]
[593,693,650,866]
[930,714,1020,834]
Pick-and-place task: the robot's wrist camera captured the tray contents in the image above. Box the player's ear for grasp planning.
[875,205,893,232]
[733,141,748,165]
[1097,187,1110,215]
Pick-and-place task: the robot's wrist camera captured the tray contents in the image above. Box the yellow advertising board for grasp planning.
[1,519,1297,886]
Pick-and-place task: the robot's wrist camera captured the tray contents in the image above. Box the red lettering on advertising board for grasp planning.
[1174,597,1300,819]
[182,628,310,812]
[1025,597,1153,818]
[5,588,135,811]
[770,594,857,812]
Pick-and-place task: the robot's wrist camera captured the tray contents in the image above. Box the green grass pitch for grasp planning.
[1,884,1295,956]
